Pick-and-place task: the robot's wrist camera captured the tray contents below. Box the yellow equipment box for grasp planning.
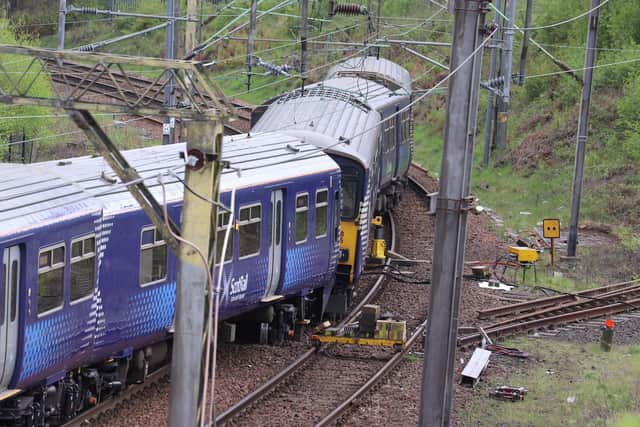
[508,246,539,263]
[375,320,407,342]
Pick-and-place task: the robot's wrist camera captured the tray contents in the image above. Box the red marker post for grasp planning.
[600,319,615,352]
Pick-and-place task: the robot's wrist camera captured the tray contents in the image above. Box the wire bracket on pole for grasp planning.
[436,196,476,213]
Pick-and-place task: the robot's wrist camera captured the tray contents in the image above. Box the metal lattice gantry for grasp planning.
[0,44,233,120]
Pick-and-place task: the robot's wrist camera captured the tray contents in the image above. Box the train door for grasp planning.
[264,190,283,299]
[0,246,20,391]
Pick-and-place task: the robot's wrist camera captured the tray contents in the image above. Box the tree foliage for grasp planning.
[0,19,55,159]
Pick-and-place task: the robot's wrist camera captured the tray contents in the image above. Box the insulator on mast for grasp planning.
[255,57,291,77]
[332,3,369,16]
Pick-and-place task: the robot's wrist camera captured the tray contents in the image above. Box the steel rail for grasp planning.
[46,61,252,117]
[315,320,427,427]
[486,283,640,329]
[478,279,640,319]
[459,295,640,347]
[45,60,252,133]
[314,167,432,425]
[63,365,170,427]
[216,212,397,424]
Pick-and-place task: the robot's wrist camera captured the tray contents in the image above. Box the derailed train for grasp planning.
[0,57,412,425]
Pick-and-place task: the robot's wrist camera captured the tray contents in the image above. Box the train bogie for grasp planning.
[0,133,341,424]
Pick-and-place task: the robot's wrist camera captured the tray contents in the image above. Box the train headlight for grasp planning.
[339,249,349,262]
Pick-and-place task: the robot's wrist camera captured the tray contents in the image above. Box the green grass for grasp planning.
[461,338,640,426]
[413,121,573,233]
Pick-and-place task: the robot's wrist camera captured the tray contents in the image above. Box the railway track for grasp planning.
[459,279,640,348]
[45,59,252,134]
[216,212,400,425]
[57,162,638,425]
[217,167,438,425]
[58,209,402,426]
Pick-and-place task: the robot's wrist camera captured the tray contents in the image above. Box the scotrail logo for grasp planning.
[223,272,248,302]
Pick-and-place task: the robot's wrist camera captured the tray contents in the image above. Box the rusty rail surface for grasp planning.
[477,279,640,319]
[46,59,252,134]
[216,212,398,425]
[460,288,640,347]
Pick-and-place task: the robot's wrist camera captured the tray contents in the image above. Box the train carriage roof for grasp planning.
[0,133,339,238]
[252,77,408,170]
[326,56,412,93]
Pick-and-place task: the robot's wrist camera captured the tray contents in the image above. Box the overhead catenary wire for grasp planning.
[185,0,293,60]
[505,0,610,31]
[342,26,499,147]
[489,2,582,83]
[219,11,446,97]
[217,27,497,173]
[525,56,640,79]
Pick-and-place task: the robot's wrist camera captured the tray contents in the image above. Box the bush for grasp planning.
[616,73,640,161]
[0,20,55,158]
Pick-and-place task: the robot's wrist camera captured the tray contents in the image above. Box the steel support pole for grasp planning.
[493,0,515,151]
[57,0,66,51]
[186,0,198,53]
[376,0,382,57]
[567,0,600,257]
[419,0,487,426]
[246,0,258,91]
[518,0,533,85]
[300,0,309,90]
[163,0,178,145]
[482,0,501,167]
[169,120,224,427]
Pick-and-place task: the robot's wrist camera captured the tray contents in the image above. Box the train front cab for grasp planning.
[335,163,364,287]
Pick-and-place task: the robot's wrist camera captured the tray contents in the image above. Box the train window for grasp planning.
[334,191,340,241]
[38,244,65,315]
[71,235,96,302]
[238,203,261,258]
[10,260,17,321]
[296,193,309,243]
[275,201,282,246]
[383,121,396,154]
[400,109,412,144]
[341,180,358,220]
[215,211,233,264]
[315,189,329,238]
[139,227,167,286]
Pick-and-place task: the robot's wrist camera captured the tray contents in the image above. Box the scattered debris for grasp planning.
[490,386,528,401]
[478,327,493,346]
[566,395,576,404]
[478,280,514,292]
[485,344,530,359]
[460,348,492,387]
[471,265,491,279]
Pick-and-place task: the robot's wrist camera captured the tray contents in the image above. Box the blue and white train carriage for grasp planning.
[0,133,340,425]
[252,56,413,300]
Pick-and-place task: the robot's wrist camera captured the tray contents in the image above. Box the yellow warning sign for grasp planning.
[543,218,560,239]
